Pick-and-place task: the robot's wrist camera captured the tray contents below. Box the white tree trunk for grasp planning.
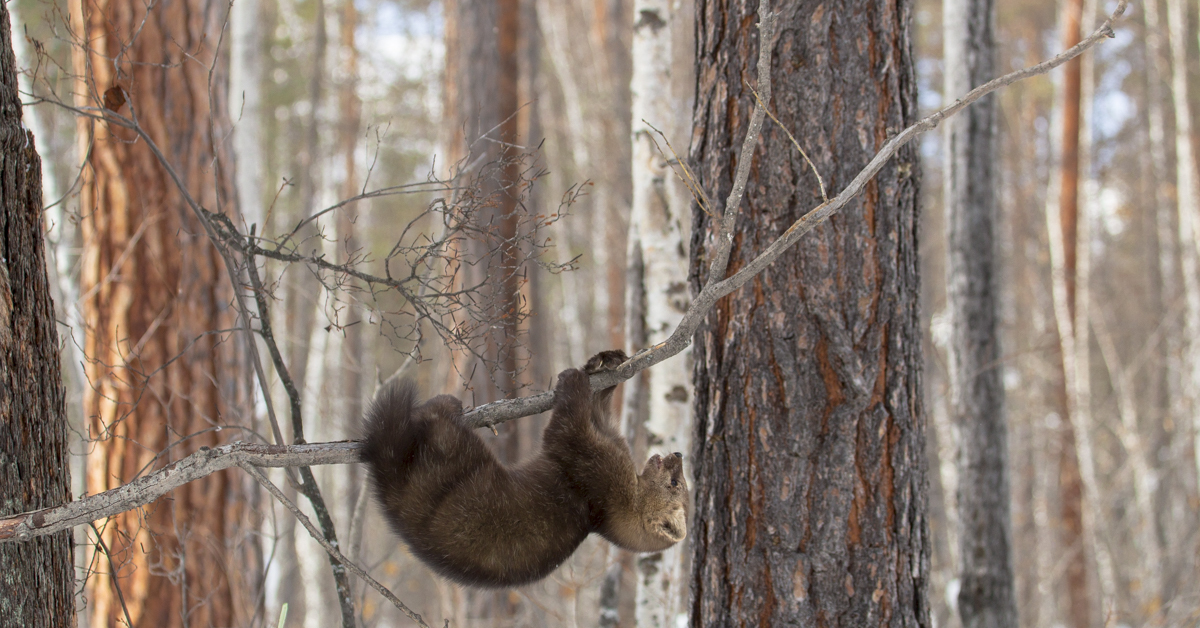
[229,0,264,230]
[1165,0,1200,500]
[629,0,692,625]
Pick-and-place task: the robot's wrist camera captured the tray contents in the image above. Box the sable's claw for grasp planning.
[584,350,629,375]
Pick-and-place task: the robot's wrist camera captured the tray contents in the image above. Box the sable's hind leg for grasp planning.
[582,350,627,434]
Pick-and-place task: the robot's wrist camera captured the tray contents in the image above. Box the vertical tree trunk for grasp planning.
[70,0,258,624]
[1,3,75,624]
[941,0,1017,624]
[629,0,693,625]
[230,0,264,229]
[1142,0,1192,609]
[442,0,523,405]
[1042,0,1097,624]
[688,1,927,625]
[1165,0,1200,506]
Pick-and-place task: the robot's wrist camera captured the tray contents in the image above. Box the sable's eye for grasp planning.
[671,479,679,488]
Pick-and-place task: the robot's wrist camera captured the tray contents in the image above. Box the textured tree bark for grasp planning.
[941,0,1017,624]
[0,2,76,624]
[688,1,929,625]
[70,0,259,624]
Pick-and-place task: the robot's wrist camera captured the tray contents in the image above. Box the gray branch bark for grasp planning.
[0,442,361,541]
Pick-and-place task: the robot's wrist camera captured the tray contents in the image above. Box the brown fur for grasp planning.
[359,350,689,587]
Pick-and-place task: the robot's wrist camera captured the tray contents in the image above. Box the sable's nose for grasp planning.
[672,452,683,459]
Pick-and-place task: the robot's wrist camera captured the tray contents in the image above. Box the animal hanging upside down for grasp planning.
[359,350,689,587]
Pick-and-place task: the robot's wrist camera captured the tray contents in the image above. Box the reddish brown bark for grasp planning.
[71,0,258,624]
[688,0,928,625]
[1054,0,1091,625]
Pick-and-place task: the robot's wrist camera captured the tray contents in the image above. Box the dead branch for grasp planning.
[239,463,430,628]
[0,441,361,542]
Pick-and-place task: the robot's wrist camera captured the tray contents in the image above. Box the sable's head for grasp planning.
[636,452,689,548]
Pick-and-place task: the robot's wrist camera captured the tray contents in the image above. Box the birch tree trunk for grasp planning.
[1165,0,1200,508]
[688,0,928,624]
[230,0,264,230]
[70,0,260,623]
[942,0,1016,623]
[1142,0,1190,610]
[629,0,694,625]
[1,4,75,622]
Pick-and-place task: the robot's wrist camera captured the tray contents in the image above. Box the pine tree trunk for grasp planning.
[688,1,928,625]
[941,0,1017,624]
[1,3,75,624]
[70,0,259,623]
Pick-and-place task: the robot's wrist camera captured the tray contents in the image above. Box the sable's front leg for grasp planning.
[545,368,595,441]
[583,350,627,433]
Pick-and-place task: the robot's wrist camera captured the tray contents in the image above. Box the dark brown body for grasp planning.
[360,351,688,587]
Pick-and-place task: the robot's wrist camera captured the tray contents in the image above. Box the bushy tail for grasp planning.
[359,378,422,484]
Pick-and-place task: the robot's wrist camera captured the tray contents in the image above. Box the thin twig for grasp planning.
[748,82,827,202]
[239,463,431,628]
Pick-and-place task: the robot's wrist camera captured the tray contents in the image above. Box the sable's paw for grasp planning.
[583,350,628,375]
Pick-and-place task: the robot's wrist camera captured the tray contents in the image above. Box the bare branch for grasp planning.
[0,441,361,542]
[239,463,430,627]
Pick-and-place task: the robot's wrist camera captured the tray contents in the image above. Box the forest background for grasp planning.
[1,0,1198,626]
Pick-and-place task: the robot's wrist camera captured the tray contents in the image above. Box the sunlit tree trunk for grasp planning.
[70,0,259,624]
[0,4,75,623]
[942,0,1016,624]
[688,0,928,624]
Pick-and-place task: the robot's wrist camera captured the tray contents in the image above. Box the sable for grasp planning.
[360,350,689,587]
